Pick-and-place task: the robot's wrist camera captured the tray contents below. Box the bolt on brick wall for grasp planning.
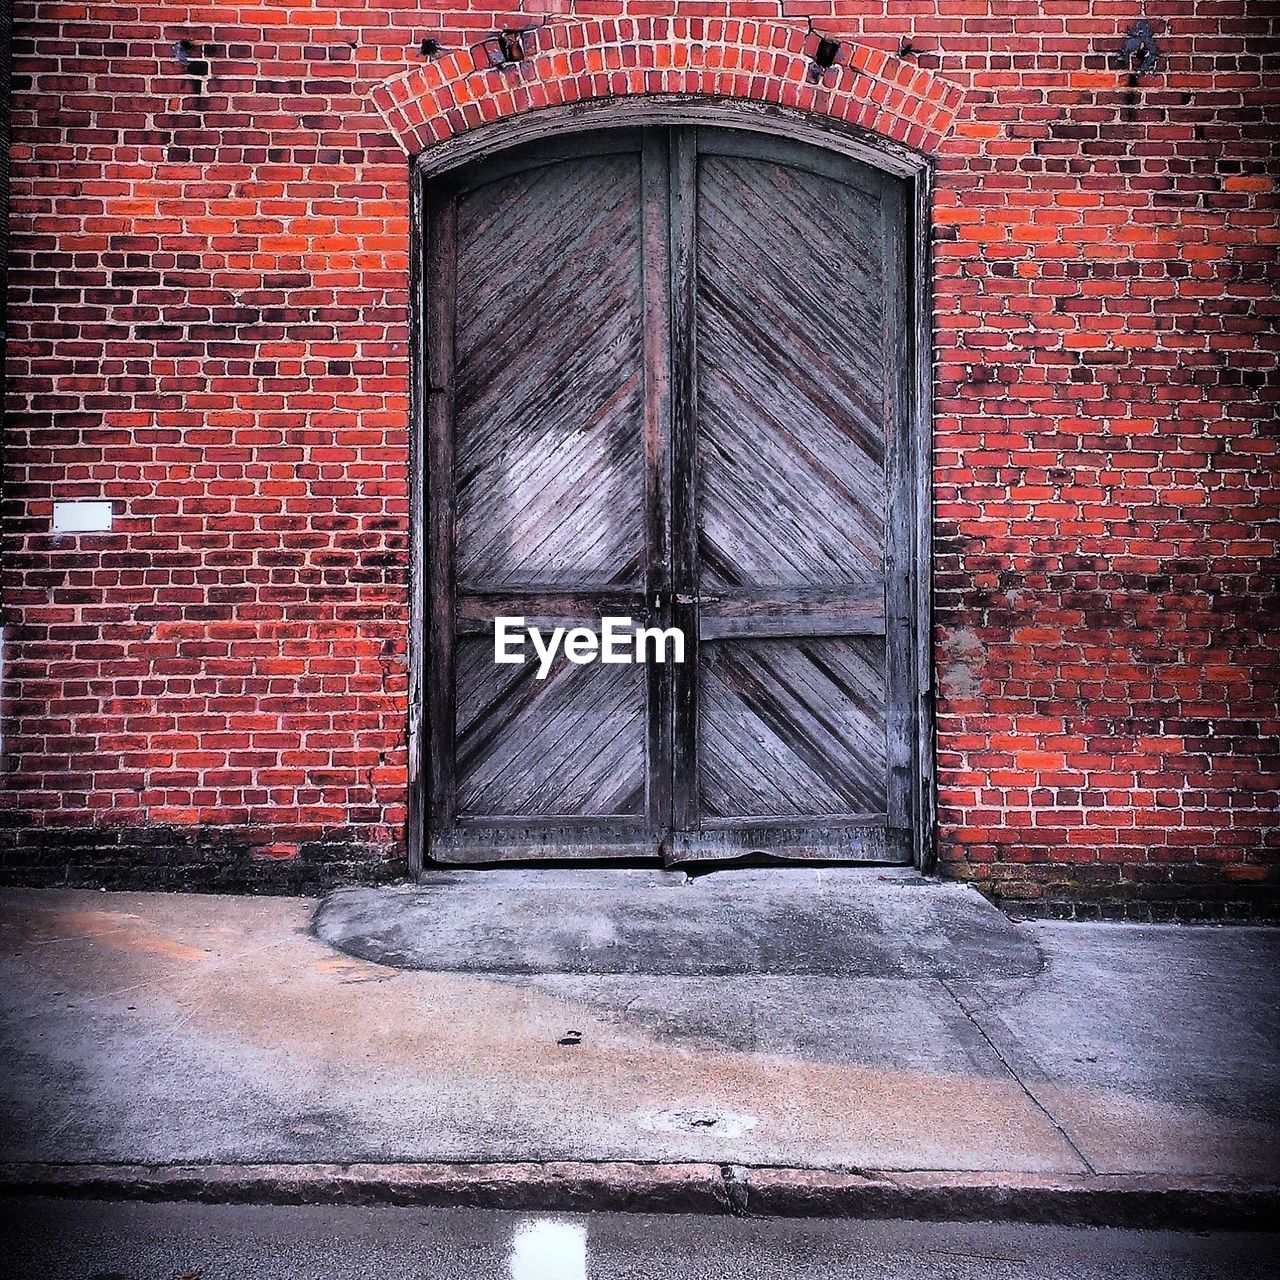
[1,1,1277,912]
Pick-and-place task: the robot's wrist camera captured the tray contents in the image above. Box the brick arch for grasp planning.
[369,18,966,158]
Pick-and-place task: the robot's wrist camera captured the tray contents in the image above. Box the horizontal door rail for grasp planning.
[698,584,885,640]
[456,590,648,633]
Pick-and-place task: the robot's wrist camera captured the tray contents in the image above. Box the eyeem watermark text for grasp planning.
[495,616,685,679]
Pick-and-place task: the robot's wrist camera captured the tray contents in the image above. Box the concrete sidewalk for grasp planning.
[0,873,1276,1224]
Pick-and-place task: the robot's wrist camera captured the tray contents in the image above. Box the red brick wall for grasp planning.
[2,3,1276,913]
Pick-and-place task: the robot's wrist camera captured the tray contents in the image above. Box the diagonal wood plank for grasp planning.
[454,155,647,590]
[695,155,890,590]
[455,636,647,817]
[697,638,888,818]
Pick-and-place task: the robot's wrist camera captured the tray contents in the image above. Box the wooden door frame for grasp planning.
[406,98,937,876]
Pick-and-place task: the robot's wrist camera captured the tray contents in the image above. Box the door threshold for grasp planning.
[418,850,913,879]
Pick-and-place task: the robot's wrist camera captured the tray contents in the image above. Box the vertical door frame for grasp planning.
[407,99,936,876]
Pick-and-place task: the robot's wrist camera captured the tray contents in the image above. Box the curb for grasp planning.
[2,1162,1277,1229]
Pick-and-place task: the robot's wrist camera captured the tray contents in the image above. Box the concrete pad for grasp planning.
[313,868,1041,979]
[0,887,1077,1173]
[949,923,1280,1179]
[1,885,1275,1189]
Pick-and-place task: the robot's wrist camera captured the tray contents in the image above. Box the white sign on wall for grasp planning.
[52,501,113,533]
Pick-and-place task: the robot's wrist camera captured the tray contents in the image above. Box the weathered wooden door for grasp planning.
[421,126,917,866]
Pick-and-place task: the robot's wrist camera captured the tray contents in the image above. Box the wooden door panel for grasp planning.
[454,154,646,591]
[695,154,888,591]
[455,634,647,819]
[697,637,888,819]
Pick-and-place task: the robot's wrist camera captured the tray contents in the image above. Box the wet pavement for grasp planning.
[3,1198,1277,1280]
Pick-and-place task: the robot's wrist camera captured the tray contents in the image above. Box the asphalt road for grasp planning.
[0,1199,1275,1280]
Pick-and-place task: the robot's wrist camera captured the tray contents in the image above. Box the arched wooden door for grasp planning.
[419,125,920,865]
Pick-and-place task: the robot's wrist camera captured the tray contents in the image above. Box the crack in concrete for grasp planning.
[940,976,1096,1177]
